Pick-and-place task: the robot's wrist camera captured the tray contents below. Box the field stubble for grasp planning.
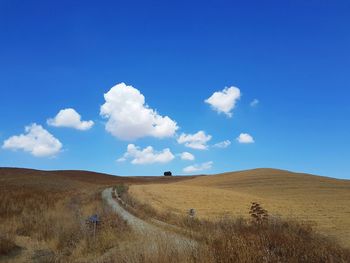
[129,169,350,248]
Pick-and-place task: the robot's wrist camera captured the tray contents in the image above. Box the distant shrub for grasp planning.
[164,171,172,176]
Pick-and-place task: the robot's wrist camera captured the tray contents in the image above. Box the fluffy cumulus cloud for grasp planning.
[177,131,212,150]
[2,123,62,157]
[250,99,259,107]
[180,152,195,161]
[100,83,178,140]
[47,108,94,130]
[237,133,255,144]
[118,144,175,164]
[213,140,231,148]
[205,86,241,117]
[183,161,213,173]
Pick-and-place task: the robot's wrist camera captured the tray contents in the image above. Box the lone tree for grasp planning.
[164,171,172,176]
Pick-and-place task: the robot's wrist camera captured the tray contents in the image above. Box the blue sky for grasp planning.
[0,0,349,178]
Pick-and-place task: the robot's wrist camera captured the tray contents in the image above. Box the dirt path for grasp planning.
[101,188,197,252]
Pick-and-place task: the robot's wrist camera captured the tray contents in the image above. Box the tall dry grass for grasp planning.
[118,184,350,263]
[0,185,130,262]
[0,233,16,256]
[2,177,350,262]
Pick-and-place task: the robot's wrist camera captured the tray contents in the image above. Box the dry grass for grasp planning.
[2,167,350,262]
[0,185,131,262]
[197,216,350,263]
[0,169,128,262]
[130,168,350,247]
[118,186,350,262]
[0,233,17,256]
[99,234,204,263]
[0,168,190,262]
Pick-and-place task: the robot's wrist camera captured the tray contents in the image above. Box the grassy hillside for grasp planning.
[1,167,349,262]
[0,168,190,262]
[0,167,192,188]
[130,168,350,247]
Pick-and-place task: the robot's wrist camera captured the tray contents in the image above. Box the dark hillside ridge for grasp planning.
[0,167,196,187]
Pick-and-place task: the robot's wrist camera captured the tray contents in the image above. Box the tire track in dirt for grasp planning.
[102,188,197,252]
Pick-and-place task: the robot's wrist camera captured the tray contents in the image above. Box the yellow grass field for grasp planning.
[130,168,350,247]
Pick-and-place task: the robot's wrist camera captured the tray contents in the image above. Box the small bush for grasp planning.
[249,202,268,225]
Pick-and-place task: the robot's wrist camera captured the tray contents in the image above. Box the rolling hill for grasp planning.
[129,168,350,247]
[0,167,193,190]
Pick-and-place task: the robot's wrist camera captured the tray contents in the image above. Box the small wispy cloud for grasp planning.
[250,99,259,107]
[213,140,231,148]
[183,161,213,173]
[180,152,195,161]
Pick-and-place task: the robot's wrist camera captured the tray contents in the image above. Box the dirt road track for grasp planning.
[102,188,197,252]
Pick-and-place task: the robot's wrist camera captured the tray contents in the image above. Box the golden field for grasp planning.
[1,167,350,262]
[130,168,350,247]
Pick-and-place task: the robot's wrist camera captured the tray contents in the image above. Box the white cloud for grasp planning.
[116,157,127,162]
[100,83,178,140]
[180,152,195,161]
[177,131,212,150]
[205,86,241,117]
[213,140,231,148]
[183,161,213,173]
[47,108,94,130]
[250,99,259,107]
[237,133,255,144]
[118,144,175,164]
[2,123,62,157]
